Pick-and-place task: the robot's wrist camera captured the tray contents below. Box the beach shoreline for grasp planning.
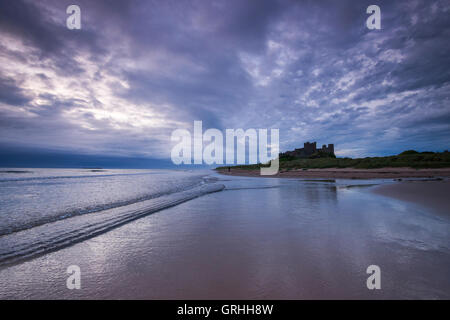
[1,170,449,299]
[217,167,450,219]
[372,180,450,218]
[216,167,450,179]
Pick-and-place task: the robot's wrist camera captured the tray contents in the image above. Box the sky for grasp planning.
[0,0,449,167]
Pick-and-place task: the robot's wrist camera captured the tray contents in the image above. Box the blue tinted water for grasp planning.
[0,168,224,265]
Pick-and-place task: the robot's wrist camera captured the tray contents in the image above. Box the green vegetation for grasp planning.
[216,151,450,170]
[280,150,336,160]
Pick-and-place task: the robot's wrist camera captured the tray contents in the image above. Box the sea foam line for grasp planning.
[0,178,204,237]
[0,183,224,267]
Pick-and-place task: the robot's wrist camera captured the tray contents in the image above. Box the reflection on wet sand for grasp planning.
[0,175,448,299]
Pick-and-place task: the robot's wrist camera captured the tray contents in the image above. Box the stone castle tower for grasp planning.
[280,142,335,158]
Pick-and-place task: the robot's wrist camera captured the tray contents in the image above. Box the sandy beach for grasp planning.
[218,167,450,218]
[0,171,449,299]
[373,180,450,218]
[216,167,450,179]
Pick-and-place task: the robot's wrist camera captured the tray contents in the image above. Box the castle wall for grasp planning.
[320,144,334,154]
[303,142,316,155]
[280,142,334,158]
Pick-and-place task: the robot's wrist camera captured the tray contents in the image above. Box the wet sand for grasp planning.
[217,167,450,179]
[218,167,450,218]
[373,180,450,218]
[0,174,448,299]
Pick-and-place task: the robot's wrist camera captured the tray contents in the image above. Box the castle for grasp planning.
[280,142,335,158]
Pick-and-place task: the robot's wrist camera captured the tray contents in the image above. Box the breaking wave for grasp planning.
[0,181,224,266]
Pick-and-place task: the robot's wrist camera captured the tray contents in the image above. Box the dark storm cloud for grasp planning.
[0,0,63,54]
[0,0,108,77]
[0,77,30,106]
[0,0,449,162]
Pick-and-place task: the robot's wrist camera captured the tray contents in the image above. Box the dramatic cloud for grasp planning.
[0,0,449,164]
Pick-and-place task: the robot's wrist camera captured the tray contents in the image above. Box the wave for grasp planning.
[225,186,280,191]
[0,183,224,267]
[0,171,163,183]
[0,178,204,237]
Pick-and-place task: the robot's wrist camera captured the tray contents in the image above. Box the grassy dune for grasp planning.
[216,150,450,170]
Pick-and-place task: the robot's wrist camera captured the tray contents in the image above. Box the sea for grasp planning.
[0,168,448,299]
[0,168,223,265]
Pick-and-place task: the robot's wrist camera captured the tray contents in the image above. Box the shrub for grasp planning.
[399,150,419,155]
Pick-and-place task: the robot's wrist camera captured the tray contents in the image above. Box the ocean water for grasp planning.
[0,169,449,299]
[0,168,224,265]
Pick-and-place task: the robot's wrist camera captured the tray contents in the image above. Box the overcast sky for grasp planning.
[0,0,449,166]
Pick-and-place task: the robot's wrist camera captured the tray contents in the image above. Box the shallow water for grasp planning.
[0,170,448,299]
[0,168,210,236]
[0,168,223,265]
